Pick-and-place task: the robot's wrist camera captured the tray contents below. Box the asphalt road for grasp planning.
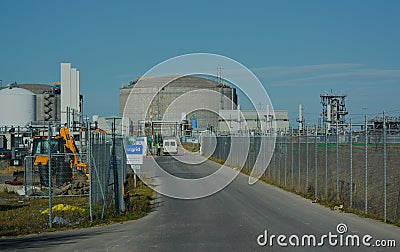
[1,153,400,251]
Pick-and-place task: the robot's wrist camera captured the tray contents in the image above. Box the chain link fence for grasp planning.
[88,131,126,219]
[202,128,400,224]
[24,130,127,224]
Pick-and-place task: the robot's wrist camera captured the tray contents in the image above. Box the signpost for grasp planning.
[126,144,143,187]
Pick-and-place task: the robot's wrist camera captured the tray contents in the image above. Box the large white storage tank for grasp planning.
[0,87,36,126]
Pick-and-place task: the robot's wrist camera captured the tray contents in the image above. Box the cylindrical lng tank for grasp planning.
[0,87,36,126]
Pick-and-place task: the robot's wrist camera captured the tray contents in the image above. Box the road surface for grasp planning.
[1,153,400,251]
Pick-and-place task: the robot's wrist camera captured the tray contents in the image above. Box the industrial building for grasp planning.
[120,75,238,137]
[0,83,61,126]
[0,63,82,128]
[218,109,289,135]
[0,63,83,152]
[61,63,83,127]
[320,92,348,132]
[120,75,289,138]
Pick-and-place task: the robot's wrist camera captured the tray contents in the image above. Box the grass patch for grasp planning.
[0,174,154,237]
[0,193,88,236]
[182,143,200,153]
[207,156,225,165]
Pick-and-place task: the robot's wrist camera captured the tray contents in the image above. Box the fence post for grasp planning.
[279,137,282,185]
[111,120,120,214]
[298,128,301,191]
[88,122,93,221]
[48,122,53,228]
[101,133,107,219]
[265,137,269,178]
[350,118,353,208]
[325,123,328,199]
[271,141,275,182]
[314,125,318,199]
[284,135,287,187]
[306,125,309,194]
[364,114,368,214]
[336,121,339,201]
[291,128,294,188]
[383,111,387,222]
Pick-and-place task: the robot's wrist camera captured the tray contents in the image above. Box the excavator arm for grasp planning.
[59,125,87,173]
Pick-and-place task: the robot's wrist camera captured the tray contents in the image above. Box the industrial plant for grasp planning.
[1,62,400,233]
[1,61,399,164]
[0,62,128,223]
[120,75,289,145]
[0,63,84,164]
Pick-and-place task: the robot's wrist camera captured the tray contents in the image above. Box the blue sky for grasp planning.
[1,0,400,125]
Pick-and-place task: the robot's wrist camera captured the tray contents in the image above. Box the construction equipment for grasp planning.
[33,126,86,171]
[94,127,108,135]
[59,125,87,173]
[32,125,87,187]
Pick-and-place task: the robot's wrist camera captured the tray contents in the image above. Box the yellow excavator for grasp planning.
[32,124,108,187]
[32,125,87,187]
[59,125,87,173]
[33,125,87,172]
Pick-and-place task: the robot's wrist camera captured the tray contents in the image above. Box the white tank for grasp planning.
[0,87,36,126]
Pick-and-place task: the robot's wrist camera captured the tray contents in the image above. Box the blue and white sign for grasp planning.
[126,145,143,155]
[126,144,143,164]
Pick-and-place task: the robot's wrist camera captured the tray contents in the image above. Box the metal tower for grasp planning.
[320,92,348,132]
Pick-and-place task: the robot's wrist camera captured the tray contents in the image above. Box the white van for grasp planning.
[162,139,178,155]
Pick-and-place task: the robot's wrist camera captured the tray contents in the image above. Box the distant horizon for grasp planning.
[0,66,395,128]
[1,1,399,126]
